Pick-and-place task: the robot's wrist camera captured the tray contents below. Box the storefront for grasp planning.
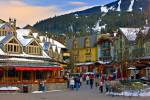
[74,62,95,73]
[0,65,62,84]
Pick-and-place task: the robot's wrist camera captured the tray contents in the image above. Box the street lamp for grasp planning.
[145,67,150,80]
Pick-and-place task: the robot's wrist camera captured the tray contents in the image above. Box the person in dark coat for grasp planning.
[89,74,94,89]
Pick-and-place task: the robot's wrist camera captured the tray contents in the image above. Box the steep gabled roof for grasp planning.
[119,28,140,41]
[17,36,33,46]
[0,34,23,47]
[49,38,66,48]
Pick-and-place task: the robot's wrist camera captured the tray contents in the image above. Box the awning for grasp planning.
[0,68,3,71]
[15,67,62,71]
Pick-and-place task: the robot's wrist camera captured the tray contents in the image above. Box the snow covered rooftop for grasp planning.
[18,36,33,46]
[120,28,140,41]
[33,33,39,38]
[16,29,31,37]
[16,29,34,46]
[49,38,65,48]
[0,58,45,63]
[0,48,50,59]
[0,23,5,28]
[0,36,6,42]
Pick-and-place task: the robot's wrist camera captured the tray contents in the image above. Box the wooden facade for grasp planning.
[0,19,65,84]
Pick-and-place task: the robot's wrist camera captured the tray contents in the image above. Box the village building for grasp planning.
[0,19,66,85]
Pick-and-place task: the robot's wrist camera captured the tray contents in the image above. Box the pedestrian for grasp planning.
[105,80,109,92]
[75,76,80,91]
[95,76,99,87]
[69,77,75,90]
[86,75,90,85]
[80,77,83,86]
[99,80,104,93]
[89,74,94,89]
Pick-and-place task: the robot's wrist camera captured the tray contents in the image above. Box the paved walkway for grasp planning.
[0,82,149,100]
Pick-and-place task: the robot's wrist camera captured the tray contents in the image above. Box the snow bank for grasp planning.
[32,91,44,93]
[0,86,20,91]
[108,90,150,96]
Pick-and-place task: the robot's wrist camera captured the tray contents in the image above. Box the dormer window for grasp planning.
[27,41,41,55]
[5,38,22,53]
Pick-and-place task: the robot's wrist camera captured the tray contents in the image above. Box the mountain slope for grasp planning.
[33,0,150,36]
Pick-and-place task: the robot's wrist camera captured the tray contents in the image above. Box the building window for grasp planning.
[73,39,78,49]
[27,41,41,55]
[84,37,90,48]
[6,38,21,53]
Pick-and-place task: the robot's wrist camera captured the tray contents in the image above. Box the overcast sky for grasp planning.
[0,0,115,27]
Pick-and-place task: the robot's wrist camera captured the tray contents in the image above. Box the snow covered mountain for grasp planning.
[33,0,150,36]
[74,0,149,14]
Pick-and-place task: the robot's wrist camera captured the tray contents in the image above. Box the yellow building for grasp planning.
[67,35,98,73]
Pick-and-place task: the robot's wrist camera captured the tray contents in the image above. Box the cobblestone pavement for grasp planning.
[0,83,149,100]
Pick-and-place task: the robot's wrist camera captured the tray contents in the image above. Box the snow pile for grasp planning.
[0,86,20,91]
[32,91,44,93]
[127,0,135,12]
[32,90,62,93]
[108,88,150,96]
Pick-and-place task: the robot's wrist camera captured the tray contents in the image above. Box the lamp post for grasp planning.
[146,67,150,80]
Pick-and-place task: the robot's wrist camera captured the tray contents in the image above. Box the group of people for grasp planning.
[64,73,114,93]
[67,75,82,91]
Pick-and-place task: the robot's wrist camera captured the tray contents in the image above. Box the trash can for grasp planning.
[23,85,28,93]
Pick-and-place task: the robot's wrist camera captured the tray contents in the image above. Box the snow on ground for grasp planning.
[127,0,135,12]
[0,86,20,91]
[32,91,44,93]
[108,88,150,96]
[32,90,62,94]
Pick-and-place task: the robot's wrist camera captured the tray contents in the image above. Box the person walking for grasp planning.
[89,74,94,89]
[80,76,83,86]
[95,76,99,87]
[75,76,80,91]
[86,75,90,85]
[99,80,104,93]
[69,77,75,90]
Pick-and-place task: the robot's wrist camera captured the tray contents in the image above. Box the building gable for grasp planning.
[27,39,42,50]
